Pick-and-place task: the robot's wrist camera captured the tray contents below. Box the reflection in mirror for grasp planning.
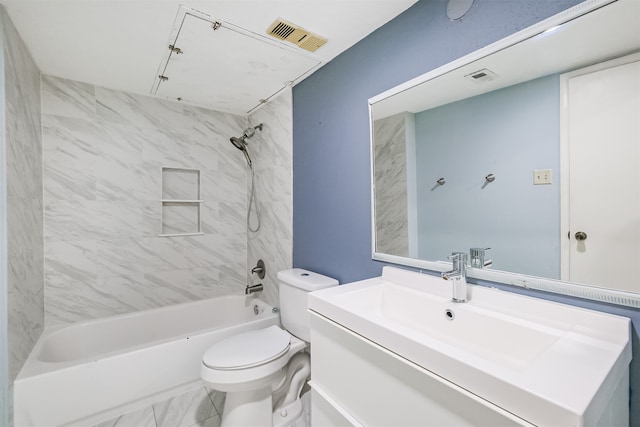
[370,0,640,303]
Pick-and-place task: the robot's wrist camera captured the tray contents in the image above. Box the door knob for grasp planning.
[575,231,588,241]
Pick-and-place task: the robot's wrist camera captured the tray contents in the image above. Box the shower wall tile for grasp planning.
[201,164,246,208]
[96,87,184,132]
[96,237,189,278]
[44,240,97,286]
[7,287,43,378]
[3,9,44,382]
[373,113,409,257]
[247,89,293,308]
[6,117,42,199]
[43,76,249,325]
[8,250,43,300]
[41,76,95,120]
[161,205,200,235]
[6,197,42,257]
[142,201,162,234]
[43,115,104,172]
[46,278,146,326]
[141,267,233,308]
[44,200,145,242]
[162,168,200,200]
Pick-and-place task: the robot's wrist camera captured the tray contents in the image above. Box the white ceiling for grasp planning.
[1,0,417,114]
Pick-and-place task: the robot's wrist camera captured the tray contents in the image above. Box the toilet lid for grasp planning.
[202,326,291,370]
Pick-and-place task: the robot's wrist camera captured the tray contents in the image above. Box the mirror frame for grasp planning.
[369,0,640,308]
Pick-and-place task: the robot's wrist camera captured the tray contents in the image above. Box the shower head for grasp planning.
[229,124,263,167]
[229,124,263,150]
[230,136,247,150]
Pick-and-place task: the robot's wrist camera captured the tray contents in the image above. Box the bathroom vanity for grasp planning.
[308,267,631,427]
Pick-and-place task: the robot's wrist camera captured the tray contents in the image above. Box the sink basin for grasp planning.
[309,266,631,426]
[341,282,562,370]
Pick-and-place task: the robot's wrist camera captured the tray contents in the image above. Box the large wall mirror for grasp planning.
[370,0,640,307]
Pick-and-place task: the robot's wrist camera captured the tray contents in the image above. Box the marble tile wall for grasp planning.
[247,89,293,308]
[2,9,44,383]
[373,113,409,257]
[42,76,251,325]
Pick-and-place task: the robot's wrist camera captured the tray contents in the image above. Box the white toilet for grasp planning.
[201,268,338,427]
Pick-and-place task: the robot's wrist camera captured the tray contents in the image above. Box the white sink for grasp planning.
[309,266,631,426]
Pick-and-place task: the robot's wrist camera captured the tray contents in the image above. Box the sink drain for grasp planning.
[444,309,455,321]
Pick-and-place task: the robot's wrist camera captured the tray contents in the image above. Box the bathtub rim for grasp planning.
[16,294,278,378]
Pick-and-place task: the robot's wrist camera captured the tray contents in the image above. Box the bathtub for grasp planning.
[13,295,279,427]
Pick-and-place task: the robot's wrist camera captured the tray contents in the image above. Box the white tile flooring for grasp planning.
[93,387,311,427]
[93,387,224,427]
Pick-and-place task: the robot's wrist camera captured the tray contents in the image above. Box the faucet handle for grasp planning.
[448,252,467,270]
[449,251,468,264]
[470,247,492,268]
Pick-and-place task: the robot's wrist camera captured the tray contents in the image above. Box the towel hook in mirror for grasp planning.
[436,178,446,186]
[485,174,495,183]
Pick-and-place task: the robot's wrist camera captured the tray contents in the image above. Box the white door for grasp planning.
[561,54,640,291]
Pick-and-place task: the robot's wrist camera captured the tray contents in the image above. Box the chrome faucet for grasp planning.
[441,252,468,303]
[470,247,492,269]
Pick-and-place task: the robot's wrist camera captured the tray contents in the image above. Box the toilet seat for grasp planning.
[203,326,291,370]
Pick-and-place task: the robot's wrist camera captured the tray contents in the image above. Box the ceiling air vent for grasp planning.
[464,68,499,83]
[267,18,327,52]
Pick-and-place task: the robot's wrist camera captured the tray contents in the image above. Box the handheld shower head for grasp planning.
[229,124,263,168]
[230,136,247,151]
[229,123,263,168]
[228,124,264,233]
[229,124,263,151]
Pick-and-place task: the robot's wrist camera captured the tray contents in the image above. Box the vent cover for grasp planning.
[267,18,327,52]
[464,68,499,83]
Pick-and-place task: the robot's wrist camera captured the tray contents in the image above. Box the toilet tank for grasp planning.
[277,269,338,341]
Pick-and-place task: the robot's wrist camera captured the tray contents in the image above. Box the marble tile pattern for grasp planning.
[92,386,311,427]
[373,113,409,257]
[152,387,218,427]
[93,406,156,427]
[42,75,251,325]
[246,89,294,308]
[2,9,44,382]
[93,387,222,427]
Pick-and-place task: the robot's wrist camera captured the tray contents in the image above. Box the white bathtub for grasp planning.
[13,295,279,426]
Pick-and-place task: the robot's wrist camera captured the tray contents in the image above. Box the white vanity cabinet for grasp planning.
[309,312,532,427]
[308,267,631,427]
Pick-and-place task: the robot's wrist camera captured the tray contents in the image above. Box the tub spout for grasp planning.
[245,284,263,295]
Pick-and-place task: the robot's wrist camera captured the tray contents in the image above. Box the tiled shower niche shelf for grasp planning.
[159,167,204,237]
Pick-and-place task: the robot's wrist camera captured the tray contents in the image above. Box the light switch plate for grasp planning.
[533,169,552,185]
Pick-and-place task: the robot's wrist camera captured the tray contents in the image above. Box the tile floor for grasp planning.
[93,387,224,427]
[92,386,311,427]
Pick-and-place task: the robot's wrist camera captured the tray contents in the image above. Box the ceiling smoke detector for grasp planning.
[464,68,499,83]
[267,18,327,52]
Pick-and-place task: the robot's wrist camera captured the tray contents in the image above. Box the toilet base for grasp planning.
[221,387,273,427]
[220,388,305,427]
[273,399,303,427]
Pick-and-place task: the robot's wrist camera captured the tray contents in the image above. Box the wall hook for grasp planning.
[485,174,495,183]
[436,178,446,186]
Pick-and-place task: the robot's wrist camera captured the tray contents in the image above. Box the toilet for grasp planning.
[201,268,338,427]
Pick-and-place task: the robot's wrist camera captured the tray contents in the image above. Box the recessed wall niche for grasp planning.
[160,167,203,237]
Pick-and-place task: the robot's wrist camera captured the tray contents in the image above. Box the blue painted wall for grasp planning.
[293,0,640,424]
[415,75,560,278]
